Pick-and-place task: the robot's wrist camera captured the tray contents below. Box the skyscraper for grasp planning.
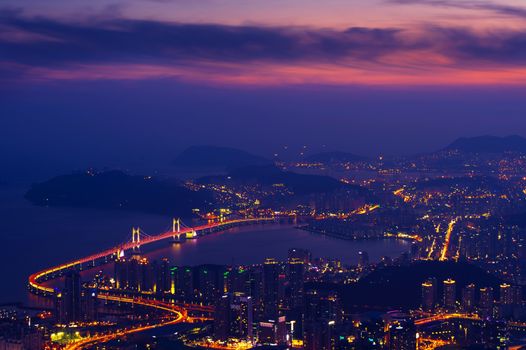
[287,258,304,311]
[358,251,369,269]
[443,278,456,310]
[288,248,312,264]
[479,287,494,318]
[303,289,342,350]
[461,283,476,312]
[421,278,437,312]
[155,258,171,293]
[258,316,287,346]
[263,258,280,319]
[214,294,231,341]
[500,283,513,305]
[58,270,81,323]
[230,292,254,342]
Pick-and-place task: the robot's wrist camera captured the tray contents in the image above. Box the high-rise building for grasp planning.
[358,251,369,269]
[230,293,254,341]
[263,258,280,319]
[213,292,255,343]
[227,266,250,294]
[303,319,337,350]
[58,270,81,323]
[500,283,513,305]
[479,287,494,318]
[155,258,171,293]
[304,289,342,323]
[443,278,456,310]
[137,258,154,292]
[214,294,231,341]
[173,266,194,298]
[114,257,154,292]
[303,289,342,350]
[387,318,417,350]
[461,283,476,312]
[288,248,311,264]
[114,258,128,290]
[287,258,304,311]
[196,265,225,301]
[80,289,98,321]
[258,316,287,346]
[421,278,437,312]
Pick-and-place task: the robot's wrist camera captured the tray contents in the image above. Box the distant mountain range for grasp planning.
[174,146,272,169]
[25,170,214,216]
[444,135,526,154]
[198,165,367,196]
[304,151,367,163]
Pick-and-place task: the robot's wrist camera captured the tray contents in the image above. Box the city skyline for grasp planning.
[4,1,526,349]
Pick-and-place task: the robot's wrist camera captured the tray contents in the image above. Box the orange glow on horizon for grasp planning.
[14,59,526,87]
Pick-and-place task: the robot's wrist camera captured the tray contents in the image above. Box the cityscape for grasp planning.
[2,143,526,349]
[4,1,526,350]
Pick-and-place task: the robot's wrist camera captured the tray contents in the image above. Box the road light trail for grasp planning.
[64,295,187,350]
[439,218,457,261]
[28,218,272,349]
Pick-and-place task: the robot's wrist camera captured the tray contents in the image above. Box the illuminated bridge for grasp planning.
[29,217,273,349]
[29,217,274,296]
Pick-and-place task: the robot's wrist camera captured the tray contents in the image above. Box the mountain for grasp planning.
[307,261,500,311]
[25,170,215,216]
[174,146,272,169]
[304,151,367,164]
[444,135,526,153]
[198,165,367,196]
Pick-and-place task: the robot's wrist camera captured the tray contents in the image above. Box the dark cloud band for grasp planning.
[2,10,526,81]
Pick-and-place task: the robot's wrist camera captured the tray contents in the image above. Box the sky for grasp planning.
[2,0,526,180]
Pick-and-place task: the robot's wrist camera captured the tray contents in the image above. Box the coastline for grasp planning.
[297,225,421,243]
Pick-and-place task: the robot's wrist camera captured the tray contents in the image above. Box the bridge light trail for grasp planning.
[29,217,274,296]
[414,313,480,326]
[28,217,273,348]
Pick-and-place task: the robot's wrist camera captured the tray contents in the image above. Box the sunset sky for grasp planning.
[2,0,526,179]
[3,0,526,85]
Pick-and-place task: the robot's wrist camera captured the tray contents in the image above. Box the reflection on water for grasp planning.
[145,224,411,266]
[0,186,410,304]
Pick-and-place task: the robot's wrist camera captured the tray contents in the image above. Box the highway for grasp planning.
[64,295,187,350]
[27,217,273,349]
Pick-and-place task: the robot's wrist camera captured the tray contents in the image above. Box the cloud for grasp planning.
[0,14,405,67]
[388,0,526,19]
[2,11,526,85]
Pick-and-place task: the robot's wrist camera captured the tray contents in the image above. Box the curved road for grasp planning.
[29,218,273,295]
[65,295,187,350]
[28,217,273,349]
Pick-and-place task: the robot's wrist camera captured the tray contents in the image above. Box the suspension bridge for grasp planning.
[28,216,273,349]
[28,216,274,296]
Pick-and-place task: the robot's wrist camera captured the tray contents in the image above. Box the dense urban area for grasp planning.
[5,137,526,350]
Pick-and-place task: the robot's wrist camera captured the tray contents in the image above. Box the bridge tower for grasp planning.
[132,227,141,255]
[172,218,181,233]
[172,218,183,243]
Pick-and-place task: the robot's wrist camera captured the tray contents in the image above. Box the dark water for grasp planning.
[0,186,410,304]
[145,225,410,266]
